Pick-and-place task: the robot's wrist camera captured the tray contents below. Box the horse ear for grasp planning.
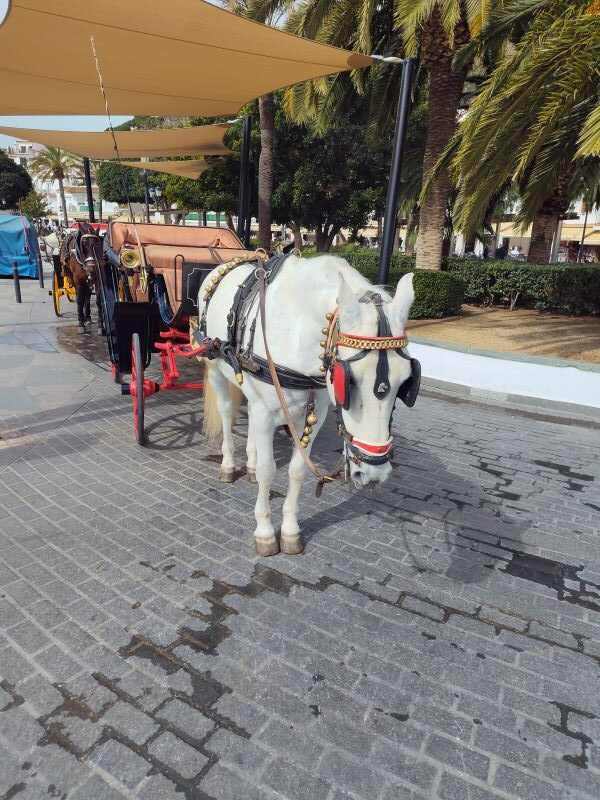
[337,274,361,328]
[391,272,415,328]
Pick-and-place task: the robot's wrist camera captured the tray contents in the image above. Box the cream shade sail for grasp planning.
[0,1,372,116]
[120,160,210,180]
[0,124,231,160]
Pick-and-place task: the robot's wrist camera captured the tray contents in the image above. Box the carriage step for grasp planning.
[121,383,131,396]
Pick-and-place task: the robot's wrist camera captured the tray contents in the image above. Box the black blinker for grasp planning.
[397,357,421,408]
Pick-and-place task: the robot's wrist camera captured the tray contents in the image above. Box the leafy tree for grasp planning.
[254,0,499,269]
[19,189,50,225]
[443,0,600,262]
[96,161,147,205]
[29,147,81,225]
[0,151,33,209]
[272,116,390,251]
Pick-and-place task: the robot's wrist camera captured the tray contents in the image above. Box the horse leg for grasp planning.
[95,277,104,334]
[75,280,86,333]
[251,407,278,556]
[209,367,237,483]
[246,414,257,483]
[281,397,328,555]
[84,286,92,325]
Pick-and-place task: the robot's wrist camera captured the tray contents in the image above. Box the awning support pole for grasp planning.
[83,157,96,223]
[237,115,252,244]
[377,57,415,285]
[142,170,150,223]
[577,205,589,263]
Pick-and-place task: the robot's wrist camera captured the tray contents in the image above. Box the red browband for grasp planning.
[351,438,393,456]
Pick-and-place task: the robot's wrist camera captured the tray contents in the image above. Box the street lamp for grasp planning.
[148,185,163,220]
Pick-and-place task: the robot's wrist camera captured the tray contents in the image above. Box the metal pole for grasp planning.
[83,157,96,223]
[577,206,589,263]
[12,262,22,303]
[142,170,150,223]
[244,172,252,248]
[378,57,416,285]
[37,252,44,288]
[237,115,252,241]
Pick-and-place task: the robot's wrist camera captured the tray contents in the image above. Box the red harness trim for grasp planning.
[351,438,393,456]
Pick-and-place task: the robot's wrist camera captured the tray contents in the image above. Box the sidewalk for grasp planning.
[0,266,112,420]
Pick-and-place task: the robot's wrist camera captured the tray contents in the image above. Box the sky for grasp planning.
[0,117,132,150]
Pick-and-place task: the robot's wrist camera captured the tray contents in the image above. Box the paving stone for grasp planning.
[88,739,151,788]
[101,700,159,745]
[263,757,332,800]
[156,698,214,741]
[70,775,128,800]
[148,731,208,779]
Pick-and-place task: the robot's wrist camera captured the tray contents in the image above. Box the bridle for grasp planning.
[67,232,100,284]
[322,291,419,468]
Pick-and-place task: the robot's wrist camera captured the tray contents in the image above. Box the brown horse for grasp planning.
[60,224,105,334]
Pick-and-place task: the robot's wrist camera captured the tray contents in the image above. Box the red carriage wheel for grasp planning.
[131,333,146,446]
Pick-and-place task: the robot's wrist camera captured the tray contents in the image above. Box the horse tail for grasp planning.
[202,361,244,441]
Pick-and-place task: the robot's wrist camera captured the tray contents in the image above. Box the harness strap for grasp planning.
[256,268,341,497]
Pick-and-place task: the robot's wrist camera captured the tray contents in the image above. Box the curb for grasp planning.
[410,338,600,425]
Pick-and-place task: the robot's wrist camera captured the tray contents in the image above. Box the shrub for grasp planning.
[445,260,600,315]
[333,250,464,318]
[305,249,600,316]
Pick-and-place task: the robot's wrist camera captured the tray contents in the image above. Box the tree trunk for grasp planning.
[225,212,236,232]
[258,93,275,251]
[416,26,465,270]
[315,227,337,252]
[58,176,68,225]
[528,210,560,263]
[290,222,303,250]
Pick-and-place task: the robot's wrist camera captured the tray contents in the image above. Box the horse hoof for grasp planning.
[280,533,304,555]
[255,537,280,557]
[96,326,103,336]
[218,468,235,483]
[246,470,257,484]
[77,325,85,334]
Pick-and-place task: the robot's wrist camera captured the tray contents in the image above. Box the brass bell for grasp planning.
[319,365,326,372]
[319,353,325,360]
[320,340,327,348]
[235,372,244,385]
[301,435,310,447]
[306,412,318,426]
[321,327,328,335]
[303,426,312,436]
[325,312,333,321]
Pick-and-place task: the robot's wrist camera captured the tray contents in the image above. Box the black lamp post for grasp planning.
[148,185,163,220]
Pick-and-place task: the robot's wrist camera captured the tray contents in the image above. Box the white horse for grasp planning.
[199,254,416,556]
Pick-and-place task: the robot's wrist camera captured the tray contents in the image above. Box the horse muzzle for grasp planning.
[349,458,392,489]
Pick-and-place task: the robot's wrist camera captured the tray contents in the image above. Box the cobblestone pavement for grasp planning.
[1,324,600,800]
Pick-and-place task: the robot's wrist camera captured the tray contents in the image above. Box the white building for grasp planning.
[5,138,118,221]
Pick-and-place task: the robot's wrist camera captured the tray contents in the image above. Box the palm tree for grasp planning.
[441,0,600,262]
[29,147,81,225]
[226,1,295,250]
[252,0,497,269]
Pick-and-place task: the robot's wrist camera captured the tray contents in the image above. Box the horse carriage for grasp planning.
[98,221,255,444]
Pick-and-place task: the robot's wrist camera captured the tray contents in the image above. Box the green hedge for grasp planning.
[444,259,600,315]
[309,249,600,316]
[336,251,464,319]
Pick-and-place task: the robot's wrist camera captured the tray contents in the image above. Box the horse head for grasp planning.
[77,226,103,281]
[328,272,415,489]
